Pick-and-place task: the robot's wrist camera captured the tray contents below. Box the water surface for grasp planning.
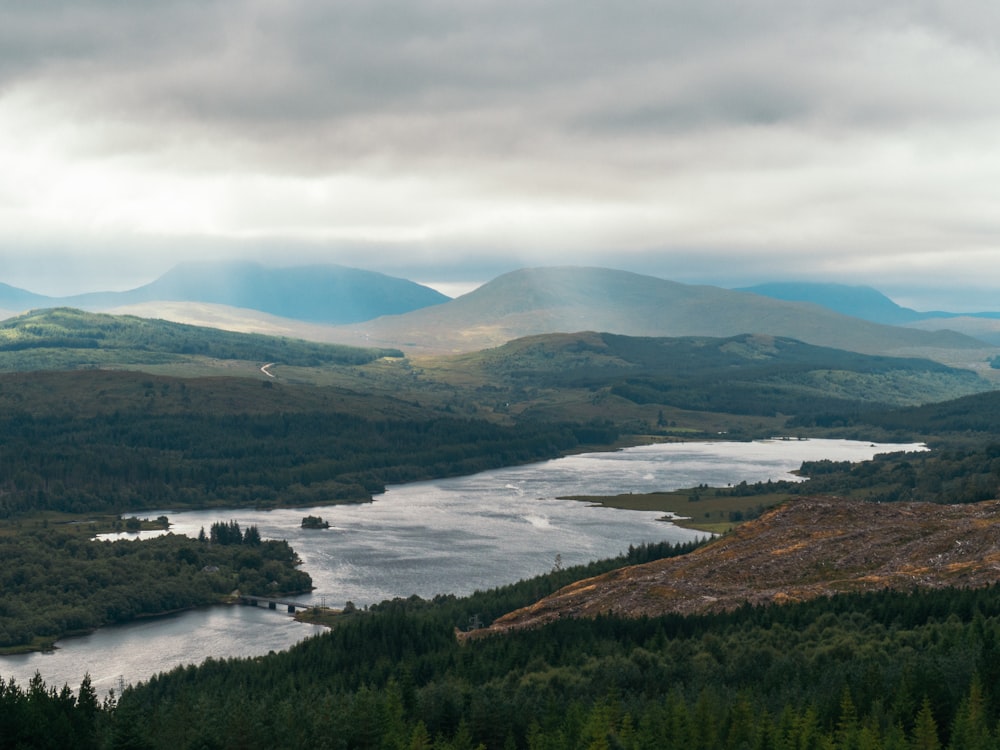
[1,438,923,691]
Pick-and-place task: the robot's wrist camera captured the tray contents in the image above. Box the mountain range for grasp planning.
[1,262,998,362]
[740,281,1000,345]
[0,262,449,325]
[330,267,989,358]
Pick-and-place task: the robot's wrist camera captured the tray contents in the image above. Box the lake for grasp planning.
[0,437,924,693]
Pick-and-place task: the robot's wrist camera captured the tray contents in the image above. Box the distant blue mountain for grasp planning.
[0,282,52,311]
[49,261,451,324]
[738,282,1000,325]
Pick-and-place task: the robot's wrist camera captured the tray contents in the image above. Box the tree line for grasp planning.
[8,554,1000,748]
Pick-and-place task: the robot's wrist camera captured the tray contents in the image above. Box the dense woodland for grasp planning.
[0,523,309,650]
[7,554,1000,749]
[0,406,614,517]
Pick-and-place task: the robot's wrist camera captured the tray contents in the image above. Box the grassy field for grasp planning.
[562,487,797,534]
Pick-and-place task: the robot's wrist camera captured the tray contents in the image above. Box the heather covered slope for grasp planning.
[482,495,1000,633]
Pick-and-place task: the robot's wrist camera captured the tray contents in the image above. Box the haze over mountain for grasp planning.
[333,267,991,362]
[2,264,997,362]
[0,261,449,325]
[741,281,1000,345]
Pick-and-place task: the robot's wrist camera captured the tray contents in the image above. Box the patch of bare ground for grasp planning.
[475,496,1000,637]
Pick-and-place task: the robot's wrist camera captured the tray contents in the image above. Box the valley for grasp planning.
[2,264,1000,748]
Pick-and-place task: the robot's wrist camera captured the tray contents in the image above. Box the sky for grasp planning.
[1,1,998,310]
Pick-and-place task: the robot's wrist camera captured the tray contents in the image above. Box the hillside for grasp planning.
[421,331,991,423]
[907,315,1000,346]
[1,261,450,324]
[480,495,1000,634]
[737,282,926,324]
[741,281,1000,346]
[0,282,51,312]
[0,307,402,373]
[3,309,985,422]
[334,267,992,364]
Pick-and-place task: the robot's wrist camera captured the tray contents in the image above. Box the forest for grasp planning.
[0,405,614,517]
[7,550,1000,749]
[0,522,309,651]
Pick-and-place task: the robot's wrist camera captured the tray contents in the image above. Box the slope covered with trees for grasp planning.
[10,558,1000,749]
[0,373,609,517]
[466,331,990,413]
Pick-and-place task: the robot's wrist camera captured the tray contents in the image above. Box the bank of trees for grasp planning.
[8,564,1000,748]
[0,528,310,649]
[0,409,613,518]
[106,581,1000,749]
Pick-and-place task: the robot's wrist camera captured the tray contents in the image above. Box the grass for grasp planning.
[0,510,171,539]
[294,606,359,628]
[562,487,796,533]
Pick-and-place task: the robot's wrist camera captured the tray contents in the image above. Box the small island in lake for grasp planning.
[301,515,330,529]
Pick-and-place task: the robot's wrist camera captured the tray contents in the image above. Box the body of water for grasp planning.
[1,438,923,692]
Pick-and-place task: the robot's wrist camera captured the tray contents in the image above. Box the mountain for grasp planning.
[736,282,926,325]
[905,316,1000,347]
[336,267,990,360]
[4,262,450,325]
[0,282,52,312]
[478,496,1000,634]
[740,281,1000,345]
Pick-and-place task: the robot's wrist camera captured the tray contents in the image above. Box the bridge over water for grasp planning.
[238,595,308,613]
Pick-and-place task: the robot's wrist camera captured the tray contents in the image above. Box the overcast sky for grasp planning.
[1,1,998,309]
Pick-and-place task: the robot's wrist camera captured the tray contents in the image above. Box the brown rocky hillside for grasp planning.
[479,497,1000,635]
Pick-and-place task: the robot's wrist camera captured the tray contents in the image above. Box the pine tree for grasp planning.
[909,697,941,750]
[948,677,992,750]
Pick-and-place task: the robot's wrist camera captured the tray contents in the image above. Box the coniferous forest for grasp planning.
[7,556,1000,749]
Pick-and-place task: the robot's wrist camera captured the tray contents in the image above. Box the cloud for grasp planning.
[0,1,998,306]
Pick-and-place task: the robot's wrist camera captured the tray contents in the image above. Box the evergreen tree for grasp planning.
[910,698,941,750]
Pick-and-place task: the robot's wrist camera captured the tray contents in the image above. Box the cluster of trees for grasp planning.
[204,520,262,546]
[792,387,1000,435]
[701,437,1000,508]
[0,528,310,649]
[8,557,1000,748]
[0,673,106,750]
[781,443,1000,505]
[301,515,330,529]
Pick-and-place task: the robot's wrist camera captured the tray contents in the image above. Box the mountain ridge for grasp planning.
[3,265,997,363]
[0,261,450,325]
[740,281,1000,345]
[336,267,991,361]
